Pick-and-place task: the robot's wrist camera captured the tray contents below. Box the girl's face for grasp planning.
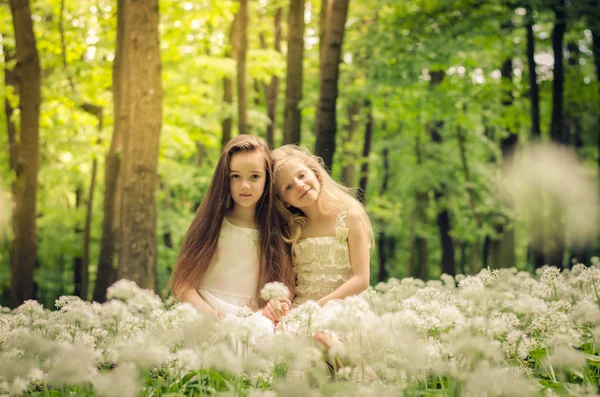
[276,159,320,209]
[229,151,267,210]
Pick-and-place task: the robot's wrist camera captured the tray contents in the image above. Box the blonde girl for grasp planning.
[263,144,373,320]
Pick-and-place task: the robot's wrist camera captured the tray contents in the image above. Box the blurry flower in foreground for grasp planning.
[502,143,599,250]
[92,362,139,397]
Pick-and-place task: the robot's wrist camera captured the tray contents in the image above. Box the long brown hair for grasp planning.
[169,135,294,306]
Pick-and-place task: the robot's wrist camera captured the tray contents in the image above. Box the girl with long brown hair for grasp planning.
[169,135,293,319]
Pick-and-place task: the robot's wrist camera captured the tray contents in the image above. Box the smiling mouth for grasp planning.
[300,188,311,199]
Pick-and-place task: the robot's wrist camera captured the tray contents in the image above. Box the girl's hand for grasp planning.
[262,298,291,322]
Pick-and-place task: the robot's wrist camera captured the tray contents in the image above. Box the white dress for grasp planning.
[198,217,261,314]
[293,207,352,305]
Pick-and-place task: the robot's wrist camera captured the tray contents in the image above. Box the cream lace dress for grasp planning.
[293,207,351,305]
[198,217,262,314]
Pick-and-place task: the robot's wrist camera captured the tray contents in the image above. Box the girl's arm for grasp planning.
[317,210,370,306]
[176,284,222,318]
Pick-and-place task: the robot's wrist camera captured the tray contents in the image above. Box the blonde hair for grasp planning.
[271,145,374,250]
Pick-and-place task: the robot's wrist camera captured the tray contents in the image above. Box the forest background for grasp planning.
[1,0,599,309]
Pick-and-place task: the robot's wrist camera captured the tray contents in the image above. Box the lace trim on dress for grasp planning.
[292,206,352,305]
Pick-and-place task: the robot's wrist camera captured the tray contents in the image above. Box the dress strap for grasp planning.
[335,207,347,230]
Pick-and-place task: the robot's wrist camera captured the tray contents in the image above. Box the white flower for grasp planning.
[46,343,97,386]
[106,279,163,313]
[92,362,139,397]
[260,282,290,301]
[545,345,586,372]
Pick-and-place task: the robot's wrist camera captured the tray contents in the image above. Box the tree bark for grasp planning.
[94,0,126,302]
[526,5,541,139]
[457,127,482,274]
[547,0,567,268]
[118,0,163,290]
[488,57,517,270]
[357,100,373,204]
[319,0,330,62]
[340,102,360,187]
[314,0,351,169]
[236,0,249,135]
[74,187,84,297]
[590,28,600,181]
[81,104,102,300]
[4,48,18,285]
[8,0,42,308]
[283,0,305,145]
[411,134,428,280]
[265,8,282,148]
[525,5,545,269]
[377,146,391,282]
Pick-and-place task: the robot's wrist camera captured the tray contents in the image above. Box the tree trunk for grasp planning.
[81,104,102,300]
[428,70,456,276]
[411,134,428,280]
[526,6,541,139]
[489,57,517,270]
[8,0,42,308]
[314,0,351,169]
[283,0,305,145]
[340,102,360,187]
[457,127,482,274]
[264,8,282,147]
[94,0,126,302]
[415,192,429,281]
[118,0,163,290]
[357,100,373,204]
[547,0,567,268]
[74,186,84,297]
[236,0,249,135]
[377,146,391,282]
[549,0,567,146]
[4,47,18,286]
[590,27,600,181]
[319,0,330,62]
[525,5,545,269]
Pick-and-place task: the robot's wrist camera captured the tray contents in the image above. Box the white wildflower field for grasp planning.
[2,265,600,397]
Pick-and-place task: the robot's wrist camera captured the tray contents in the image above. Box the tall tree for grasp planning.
[265,8,282,147]
[118,0,163,290]
[546,0,567,268]
[488,56,517,270]
[94,0,127,302]
[236,0,249,135]
[410,133,429,281]
[222,14,237,148]
[377,146,392,282]
[8,0,42,308]
[340,102,360,186]
[283,0,305,145]
[314,0,351,168]
[525,4,545,269]
[357,100,373,204]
